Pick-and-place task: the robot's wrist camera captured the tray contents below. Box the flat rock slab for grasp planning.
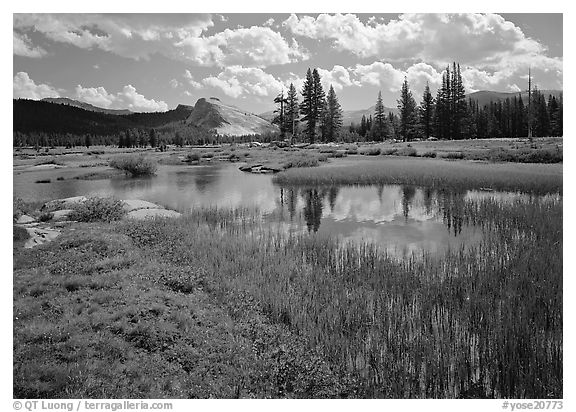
[122,199,164,212]
[24,227,60,249]
[51,209,76,221]
[16,214,36,224]
[43,196,87,211]
[126,209,182,220]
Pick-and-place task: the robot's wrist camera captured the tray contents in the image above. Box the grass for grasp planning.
[14,190,562,398]
[109,155,157,176]
[273,157,562,195]
[70,197,126,222]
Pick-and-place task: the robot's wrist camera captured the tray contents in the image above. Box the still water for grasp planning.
[15,163,527,256]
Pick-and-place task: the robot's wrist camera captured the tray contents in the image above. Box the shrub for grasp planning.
[443,152,465,160]
[345,146,358,155]
[35,179,51,184]
[201,152,215,159]
[381,148,398,155]
[185,152,201,162]
[359,147,381,156]
[395,147,418,157]
[422,151,437,158]
[110,155,157,176]
[70,197,126,222]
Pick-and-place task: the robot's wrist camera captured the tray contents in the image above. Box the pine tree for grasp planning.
[324,85,343,142]
[397,77,418,142]
[273,90,288,138]
[371,91,388,141]
[419,82,435,139]
[299,69,316,143]
[285,83,299,142]
[312,69,326,140]
[149,129,157,148]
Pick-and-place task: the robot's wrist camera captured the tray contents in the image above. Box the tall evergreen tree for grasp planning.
[273,89,288,138]
[299,69,316,143]
[419,82,435,139]
[397,77,418,142]
[371,91,388,141]
[149,129,157,148]
[285,83,299,142]
[324,85,343,142]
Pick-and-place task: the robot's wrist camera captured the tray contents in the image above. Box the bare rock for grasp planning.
[51,209,76,222]
[126,209,182,220]
[24,227,60,249]
[122,199,164,212]
[43,196,87,211]
[16,214,35,224]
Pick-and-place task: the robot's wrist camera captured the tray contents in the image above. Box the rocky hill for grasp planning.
[467,90,562,107]
[42,97,133,115]
[188,97,277,136]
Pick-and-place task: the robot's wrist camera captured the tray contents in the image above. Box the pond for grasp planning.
[14,162,544,257]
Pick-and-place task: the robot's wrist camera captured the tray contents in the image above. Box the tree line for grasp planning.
[275,64,563,144]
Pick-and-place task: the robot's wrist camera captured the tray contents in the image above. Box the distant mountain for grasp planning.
[42,97,133,115]
[188,97,277,136]
[342,105,399,126]
[467,90,562,107]
[14,99,192,136]
[258,105,399,127]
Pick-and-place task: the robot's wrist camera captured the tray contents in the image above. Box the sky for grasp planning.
[13,13,563,114]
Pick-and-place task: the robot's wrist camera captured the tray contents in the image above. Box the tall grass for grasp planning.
[273,157,562,195]
[109,155,157,176]
[116,196,561,398]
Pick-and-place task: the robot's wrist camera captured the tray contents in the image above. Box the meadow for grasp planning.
[13,192,562,398]
[13,137,563,398]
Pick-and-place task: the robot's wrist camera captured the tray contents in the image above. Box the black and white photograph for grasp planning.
[8,6,567,409]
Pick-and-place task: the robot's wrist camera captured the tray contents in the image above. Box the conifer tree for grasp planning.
[371,91,388,141]
[299,68,316,143]
[397,77,418,142]
[324,85,343,142]
[285,83,299,142]
[273,89,288,138]
[419,82,435,139]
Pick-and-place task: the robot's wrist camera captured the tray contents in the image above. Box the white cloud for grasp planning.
[203,66,284,98]
[75,84,168,112]
[183,70,202,89]
[317,65,356,92]
[13,31,47,58]
[177,25,308,67]
[13,72,59,99]
[283,13,561,74]
[14,14,307,68]
[169,79,180,88]
[14,13,214,61]
[263,18,275,27]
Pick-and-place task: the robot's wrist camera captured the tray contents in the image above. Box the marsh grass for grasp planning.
[109,155,157,176]
[13,188,562,398]
[273,158,562,195]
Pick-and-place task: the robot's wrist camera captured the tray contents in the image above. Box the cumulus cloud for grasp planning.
[169,79,180,88]
[13,72,59,99]
[317,65,356,92]
[75,84,168,112]
[203,66,284,98]
[177,26,308,67]
[13,31,47,58]
[183,70,203,89]
[283,13,561,73]
[14,14,307,68]
[14,14,214,61]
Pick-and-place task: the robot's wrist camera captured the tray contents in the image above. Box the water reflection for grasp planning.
[15,162,546,256]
